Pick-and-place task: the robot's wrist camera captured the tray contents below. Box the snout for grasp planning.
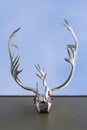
[34,95,52,112]
[39,101,48,112]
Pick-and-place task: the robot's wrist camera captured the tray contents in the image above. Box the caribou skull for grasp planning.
[8,19,78,112]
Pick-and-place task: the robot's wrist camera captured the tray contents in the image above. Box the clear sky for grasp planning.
[0,0,87,95]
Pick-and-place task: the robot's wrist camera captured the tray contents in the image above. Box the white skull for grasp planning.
[34,94,52,112]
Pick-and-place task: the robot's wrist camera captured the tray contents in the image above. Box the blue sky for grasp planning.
[0,0,87,95]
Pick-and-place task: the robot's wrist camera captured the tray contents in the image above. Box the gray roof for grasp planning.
[0,96,87,130]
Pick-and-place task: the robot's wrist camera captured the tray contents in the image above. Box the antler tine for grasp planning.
[11,55,23,79]
[65,45,75,65]
[9,27,21,41]
[35,64,47,80]
[63,19,78,50]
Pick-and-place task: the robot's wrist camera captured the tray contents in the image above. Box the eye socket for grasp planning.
[33,97,36,104]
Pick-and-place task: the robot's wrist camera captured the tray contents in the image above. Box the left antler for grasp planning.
[8,27,37,94]
[51,19,78,92]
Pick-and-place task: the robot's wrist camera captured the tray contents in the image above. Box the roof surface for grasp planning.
[0,96,87,130]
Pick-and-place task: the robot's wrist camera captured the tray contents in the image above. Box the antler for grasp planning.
[8,27,37,94]
[51,19,78,92]
[7,20,78,113]
[35,64,52,98]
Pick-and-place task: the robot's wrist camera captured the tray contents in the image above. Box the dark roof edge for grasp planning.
[0,95,87,97]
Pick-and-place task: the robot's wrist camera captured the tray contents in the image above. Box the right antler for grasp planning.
[51,19,78,92]
[8,27,37,94]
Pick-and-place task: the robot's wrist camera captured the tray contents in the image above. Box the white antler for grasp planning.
[35,64,52,98]
[8,19,78,113]
[8,27,37,94]
[51,19,78,92]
